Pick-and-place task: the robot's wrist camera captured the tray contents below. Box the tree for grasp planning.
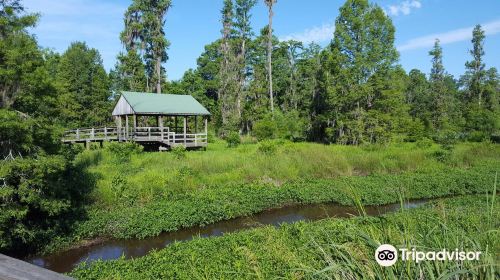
[314,0,402,144]
[218,0,239,134]
[112,50,147,92]
[55,42,111,127]
[463,25,486,106]
[264,0,277,114]
[233,0,257,124]
[428,39,463,135]
[460,25,499,140]
[0,0,39,109]
[143,0,171,94]
[115,0,171,93]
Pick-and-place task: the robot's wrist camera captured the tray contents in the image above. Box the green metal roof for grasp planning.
[119,91,210,116]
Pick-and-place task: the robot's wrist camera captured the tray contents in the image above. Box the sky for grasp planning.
[24,0,500,81]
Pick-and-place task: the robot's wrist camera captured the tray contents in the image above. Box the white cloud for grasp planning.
[398,19,500,51]
[386,0,422,16]
[279,22,335,44]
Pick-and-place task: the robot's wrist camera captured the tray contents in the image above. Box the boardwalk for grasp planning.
[62,126,208,149]
[0,254,73,280]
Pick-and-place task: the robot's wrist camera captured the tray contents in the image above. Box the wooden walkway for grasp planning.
[62,127,208,149]
[0,254,73,280]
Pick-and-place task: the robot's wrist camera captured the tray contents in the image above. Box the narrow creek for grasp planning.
[28,199,429,273]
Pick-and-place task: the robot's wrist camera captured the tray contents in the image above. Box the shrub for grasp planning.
[253,119,277,141]
[226,131,241,148]
[434,130,459,148]
[415,137,433,149]
[0,155,92,254]
[253,111,306,141]
[257,140,278,155]
[171,146,187,159]
[106,142,143,162]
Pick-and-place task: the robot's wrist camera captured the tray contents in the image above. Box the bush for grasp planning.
[225,131,241,148]
[257,140,278,155]
[253,111,306,141]
[105,142,143,162]
[415,137,433,148]
[253,119,277,141]
[171,146,187,159]
[0,155,93,254]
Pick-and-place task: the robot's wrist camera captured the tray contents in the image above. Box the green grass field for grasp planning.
[42,142,500,256]
[80,141,500,207]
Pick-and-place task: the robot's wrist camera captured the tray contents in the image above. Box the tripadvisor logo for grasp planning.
[375,244,482,267]
[375,244,398,266]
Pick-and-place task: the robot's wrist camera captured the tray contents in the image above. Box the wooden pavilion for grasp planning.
[62,91,211,150]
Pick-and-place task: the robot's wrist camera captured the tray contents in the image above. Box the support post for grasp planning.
[125,115,129,140]
[76,129,80,140]
[133,114,137,135]
[158,115,164,141]
[91,128,95,140]
[204,117,208,143]
[183,116,187,146]
[104,127,107,140]
[116,116,122,140]
[195,116,198,134]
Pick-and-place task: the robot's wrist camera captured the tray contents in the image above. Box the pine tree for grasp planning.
[264,0,277,114]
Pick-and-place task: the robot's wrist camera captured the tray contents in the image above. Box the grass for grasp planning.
[80,141,500,207]
[46,159,498,250]
[70,195,499,279]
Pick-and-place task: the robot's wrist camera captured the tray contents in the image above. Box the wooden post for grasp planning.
[133,114,137,136]
[159,115,164,141]
[125,115,129,140]
[183,116,187,146]
[76,129,80,140]
[195,116,198,134]
[116,116,122,140]
[204,117,208,140]
[104,127,107,140]
[91,128,95,140]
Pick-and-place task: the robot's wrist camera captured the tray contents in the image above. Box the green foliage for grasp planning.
[171,145,186,159]
[105,142,143,162]
[66,160,498,242]
[0,155,93,254]
[225,131,241,147]
[252,117,277,140]
[253,111,306,141]
[257,140,277,155]
[72,195,499,279]
[415,137,433,149]
[55,42,111,127]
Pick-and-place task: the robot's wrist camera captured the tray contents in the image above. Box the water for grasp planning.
[28,200,428,273]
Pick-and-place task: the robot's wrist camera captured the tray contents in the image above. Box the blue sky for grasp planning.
[24,0,500,81]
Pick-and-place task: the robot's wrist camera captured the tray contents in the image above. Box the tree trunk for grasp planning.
[156,56,162,94]
[267,4,274,115]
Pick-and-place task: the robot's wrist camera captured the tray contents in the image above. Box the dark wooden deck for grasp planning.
[0,254,73,280]
[61,127,208,149]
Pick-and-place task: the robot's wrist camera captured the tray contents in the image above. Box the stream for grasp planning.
[28,199,428,273]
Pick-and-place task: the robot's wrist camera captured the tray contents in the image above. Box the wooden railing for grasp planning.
[62,127,119,142]
[62,126,207,147]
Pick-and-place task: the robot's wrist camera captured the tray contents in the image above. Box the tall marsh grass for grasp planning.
[77,141,500,207]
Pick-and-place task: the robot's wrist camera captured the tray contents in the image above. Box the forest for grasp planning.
[0,0,499,279]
